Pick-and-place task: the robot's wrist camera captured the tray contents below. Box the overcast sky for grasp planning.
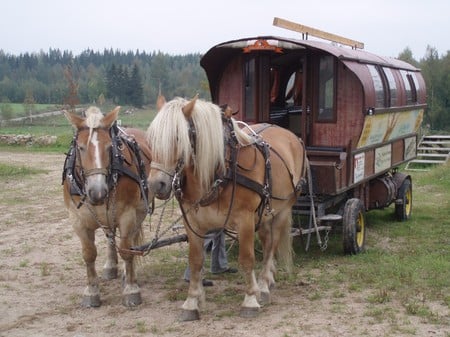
[2,0,448,59]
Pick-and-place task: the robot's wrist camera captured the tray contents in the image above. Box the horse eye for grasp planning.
[77,145,86,152]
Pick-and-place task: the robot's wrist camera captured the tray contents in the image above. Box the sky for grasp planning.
[1,0,449,60]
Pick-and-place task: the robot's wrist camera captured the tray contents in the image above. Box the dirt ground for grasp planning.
[0,151,448,337]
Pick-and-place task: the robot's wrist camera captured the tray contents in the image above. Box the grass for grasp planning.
[1,103,59,116]
[0,162,47,177]
[0,104,157,152]
[139,161,450,322]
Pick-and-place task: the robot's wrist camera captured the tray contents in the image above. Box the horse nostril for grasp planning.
[158,181,166,193]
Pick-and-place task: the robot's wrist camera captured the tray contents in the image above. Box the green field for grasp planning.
[0,104,157,152]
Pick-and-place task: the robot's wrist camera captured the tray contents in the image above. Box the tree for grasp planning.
[0,101,13,120]
[398,47,419,67]
[106,63,119,103]
[129,64,144,107]
[63,64,80,112]
[23,89,36,122]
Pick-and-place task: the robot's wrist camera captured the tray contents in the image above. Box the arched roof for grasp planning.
[201,36,426,107]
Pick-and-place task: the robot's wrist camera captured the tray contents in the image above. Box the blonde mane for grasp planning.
[147,97,252,194]
[84,106,103,144]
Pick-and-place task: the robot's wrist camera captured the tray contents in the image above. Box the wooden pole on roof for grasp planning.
[273,17,364,50]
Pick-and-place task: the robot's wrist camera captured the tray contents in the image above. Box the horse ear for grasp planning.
[221,104,234,118]
[102,106,120,128]
[156,93,166,111]
[64,110,85,129]
[182,94,199,118]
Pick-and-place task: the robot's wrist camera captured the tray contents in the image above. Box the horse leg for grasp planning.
[102,234,118,280]
[238,215,261,318]
[75,225,101,307]
[180,236,205,321]
[257,219,276,306]
[118,219,142,307]
[258,208,293,306]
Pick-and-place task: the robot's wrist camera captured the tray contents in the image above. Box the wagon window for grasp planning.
[400,70,414,104]
[408,72,419,103]
[383,67,397,107]
[317,55,335,122]
[367,65,385,108]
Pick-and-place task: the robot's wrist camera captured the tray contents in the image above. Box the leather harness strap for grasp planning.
[62,124,151,213]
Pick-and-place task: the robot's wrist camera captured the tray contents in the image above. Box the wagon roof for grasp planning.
[201,35,419,75]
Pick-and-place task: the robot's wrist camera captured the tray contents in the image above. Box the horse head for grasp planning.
[147,95,232,201]
[65,106,120,205]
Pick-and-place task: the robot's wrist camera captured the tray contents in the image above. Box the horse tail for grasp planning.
[276,207,294,274]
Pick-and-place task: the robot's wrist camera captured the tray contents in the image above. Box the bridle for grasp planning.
[64,124,150,199]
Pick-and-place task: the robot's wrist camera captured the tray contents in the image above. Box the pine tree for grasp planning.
[129,64,144,107]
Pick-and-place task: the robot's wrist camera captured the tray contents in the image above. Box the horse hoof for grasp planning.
[239,306,260,318]
[102,267,118,280]
[179,309,200,321]
[259,291,271,306]
[122,292,142,307]
[81,295,101,308]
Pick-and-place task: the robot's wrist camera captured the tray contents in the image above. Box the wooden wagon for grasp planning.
[199,20,427,254]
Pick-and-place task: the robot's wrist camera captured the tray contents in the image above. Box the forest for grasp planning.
[0,45,448,131]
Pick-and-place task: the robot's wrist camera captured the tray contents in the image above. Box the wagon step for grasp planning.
[318,214,342,222]
[291,214,340,236]
[291,226,332,236]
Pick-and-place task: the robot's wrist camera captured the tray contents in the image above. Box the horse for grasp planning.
[146,96,307,320]
[63,106,152,307]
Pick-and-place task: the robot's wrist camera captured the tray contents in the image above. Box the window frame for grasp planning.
[316,54,337,123]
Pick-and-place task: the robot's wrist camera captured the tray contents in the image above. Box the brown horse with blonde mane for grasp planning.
[146,96,306,320]
[63,106,152,307]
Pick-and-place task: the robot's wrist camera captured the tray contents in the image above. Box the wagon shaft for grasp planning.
[130,234,188,254]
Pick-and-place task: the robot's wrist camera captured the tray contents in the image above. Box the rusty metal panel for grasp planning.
[364,150,375,177]
[308,149,348,195]
[369,175,396,209]
[391,139,404,164]
[310,164,338,195]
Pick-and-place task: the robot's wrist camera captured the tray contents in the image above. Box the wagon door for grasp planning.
[243,53,271,123]
[305,53,351,195]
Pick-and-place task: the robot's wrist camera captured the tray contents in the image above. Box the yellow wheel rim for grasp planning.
[356,212,365,247]
[405,186,412,216]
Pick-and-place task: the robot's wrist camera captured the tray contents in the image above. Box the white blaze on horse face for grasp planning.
[86,130,108,202]
[91,131,102,169]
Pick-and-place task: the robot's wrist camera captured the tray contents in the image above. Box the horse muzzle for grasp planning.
[148,178,172,200]
[85,173,109,205]
[148,165,175,200]
[148,173,173,200]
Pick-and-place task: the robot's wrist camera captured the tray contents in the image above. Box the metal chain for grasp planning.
[141,196,187,256]
[320,228,330,251]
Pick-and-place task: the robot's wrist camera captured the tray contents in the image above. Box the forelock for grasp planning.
[85,107,103,129]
